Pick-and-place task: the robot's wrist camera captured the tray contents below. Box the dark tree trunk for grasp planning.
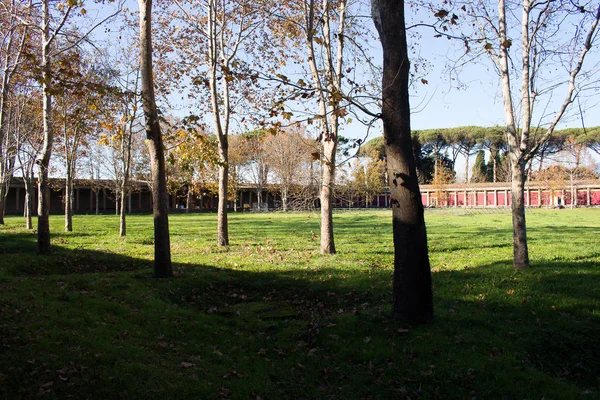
[0,181,6,224]
[119,185,127,237]
[64,166,73,232]
[372,0,433,324]
[139,0,172,278]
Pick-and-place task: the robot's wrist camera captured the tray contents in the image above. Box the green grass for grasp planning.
[0,209,599,399]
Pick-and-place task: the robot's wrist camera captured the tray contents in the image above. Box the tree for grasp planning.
[33,0,121,253]
[471,150,488,183]
[350,150,386,207]
[242,130,270,210]
[446,0,600,269]
[478,126,506,182]
[13,90,43,229]
[100,43,144,237]
[54,52,107,232]
[371,0,433,323]
[0,0,31,224]
[159,0,269,246]
[264,127,311,211]
[139,0,172,278]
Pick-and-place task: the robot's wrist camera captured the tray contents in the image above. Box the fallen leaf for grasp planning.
[181,362,195,368]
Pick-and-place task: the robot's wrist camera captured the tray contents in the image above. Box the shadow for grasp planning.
[0,231,598,399]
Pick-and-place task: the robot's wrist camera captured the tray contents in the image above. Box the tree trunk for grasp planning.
[491,143,498,183]
[464,148,470,183]
[37,0,52,254]
[119,184,126,237]
[0,182,5,224]
[64,167,73,232]
[510,158,529,270]
[139,0,172,278]
[320,140,336,254]
[186,188,191,213]
[372,0,433,324]
[282,186,288,212]
[217,145,229,246]
[24,178,33,229]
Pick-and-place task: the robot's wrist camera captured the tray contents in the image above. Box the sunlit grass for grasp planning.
[0,208,599,398]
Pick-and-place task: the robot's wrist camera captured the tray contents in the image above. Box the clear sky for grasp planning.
[88,0,599,181]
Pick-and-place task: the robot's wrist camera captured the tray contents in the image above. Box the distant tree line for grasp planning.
[360,126,600,185]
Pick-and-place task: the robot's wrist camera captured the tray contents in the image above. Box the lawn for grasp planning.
[0,209,599,399]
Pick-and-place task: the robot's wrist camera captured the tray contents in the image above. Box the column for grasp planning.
[76,189,80,212]
[587,187,591,206]
[484,190,487,206]
[494,190,498,207]
[16,187,21,212]
[504,189,508,206]
[463,190,467,207]
[538,189,541,207]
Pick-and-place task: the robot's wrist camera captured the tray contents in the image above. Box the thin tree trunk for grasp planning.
[24,178,33,229]
[0,182,5,224]
[320,140,336,254]
[217,160,229,245]
[372,0,433,324]
[64,166,73,232]
[37,0,52,254]
[119,183,126,237]
[497,0,530,270]
[139,0,172,277]
[464,147,470,183]
[510,158,529,269]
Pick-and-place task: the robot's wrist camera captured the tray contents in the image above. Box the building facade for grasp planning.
[3,179,600,215]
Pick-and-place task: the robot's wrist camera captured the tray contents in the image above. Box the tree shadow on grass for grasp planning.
[432,259,600,391]
[1,234,599,398]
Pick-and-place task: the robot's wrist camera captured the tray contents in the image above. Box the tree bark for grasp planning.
[36,0,52,254]
[320,140,336,254]
[0,183,5,224]
[119,184,127,237]
[217,144,229,246]
[372,0,433,324]
[24,177,33,229]
[510,157,529,270]
[64,165,73,232]
[139,0,172,278]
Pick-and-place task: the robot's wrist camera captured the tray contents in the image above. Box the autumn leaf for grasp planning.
[434,9,449,19]
[181,362,195,368]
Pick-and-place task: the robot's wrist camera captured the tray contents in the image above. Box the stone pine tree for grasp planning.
[371,0,433,323]
[471,150,488,183]
[138,0,173,278]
